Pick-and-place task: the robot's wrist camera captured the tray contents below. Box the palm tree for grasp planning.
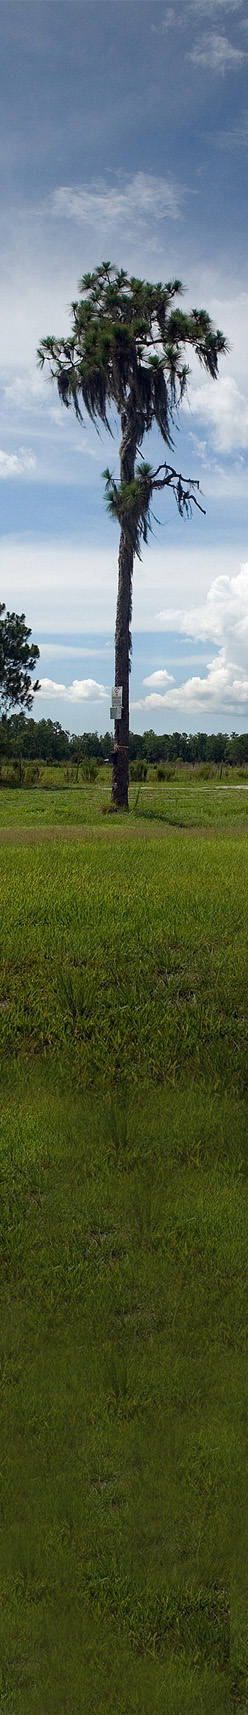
[38,264,227,808]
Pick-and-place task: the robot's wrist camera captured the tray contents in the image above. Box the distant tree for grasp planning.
[38,267,227,809]
[187,732,206,764]
[99,731,112,762]
[129,731,144,762]
[70,730,101,762]
[192,733,208,763]
[228,732,248,766]
[206,732,227,764]
[0,606,40,717]
[142,729,162,764]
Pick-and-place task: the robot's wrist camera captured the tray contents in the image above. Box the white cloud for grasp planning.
[3,371,46,410]
[152,1,243,27]
[185,374,248,453]
[143,668,175,686]
[132,651,248,713]
[3,531,248,716]
[151,9,177,30]
[0,540,118,634]
[0,195,246,438]
[49,172,181,227]
[188,433,208,461]
[1,536,246,639]
[189,31,246,70]
[0,262,73,375]
[192,0,243,12]
[153,562,248,711]
[39,643,112,661]
[158,561,248,651]
[195,291,248,392]
[0,448,36,478]
[38,677,108,702]
[217,118,248,147]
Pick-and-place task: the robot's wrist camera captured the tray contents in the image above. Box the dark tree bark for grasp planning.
[112,528,133,808]
[111,403,137,809]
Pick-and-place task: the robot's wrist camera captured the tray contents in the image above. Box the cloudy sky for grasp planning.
[1,0,248,734]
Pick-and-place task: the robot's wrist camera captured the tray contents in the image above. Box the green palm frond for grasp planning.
[38,264,227,441]
[103,457,205,558]
[151,366,172,444]
[38,263,227,575]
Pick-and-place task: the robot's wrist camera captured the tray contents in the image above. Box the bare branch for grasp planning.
[151,461,206,514]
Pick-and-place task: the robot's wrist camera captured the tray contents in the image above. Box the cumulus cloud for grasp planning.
[143,668,175,686]
[1,535,244,640]
[189,31,247,70]
[132,652,248,713]
[37,678,108,702]
[185,374,248,453]
[151,563,248,712]
[49,172,181,227]
[158,562,248,650]
[0,447,36,478]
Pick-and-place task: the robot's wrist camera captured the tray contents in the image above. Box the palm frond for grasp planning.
[103,454,205,558]
[152,366,172,445]
[38,265,227,465]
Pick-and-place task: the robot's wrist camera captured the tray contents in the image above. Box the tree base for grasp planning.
[111,743,129,810]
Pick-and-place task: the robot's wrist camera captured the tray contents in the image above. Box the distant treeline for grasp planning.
[0,714,248,766]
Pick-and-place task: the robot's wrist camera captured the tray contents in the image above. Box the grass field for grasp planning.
[1,776,248,828]
[0,782,247,1712]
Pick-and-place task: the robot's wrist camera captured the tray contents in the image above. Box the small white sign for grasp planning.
[110,686,123,720]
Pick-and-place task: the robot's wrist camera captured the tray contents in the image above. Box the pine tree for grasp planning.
[38,264,226,807]
[0,606,40,714]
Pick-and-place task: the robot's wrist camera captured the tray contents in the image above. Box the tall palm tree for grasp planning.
[38,264,227,808]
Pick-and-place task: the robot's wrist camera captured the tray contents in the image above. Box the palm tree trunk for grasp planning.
[111,403,137,810]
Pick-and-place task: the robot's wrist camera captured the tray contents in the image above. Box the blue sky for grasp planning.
[1,0,248,734]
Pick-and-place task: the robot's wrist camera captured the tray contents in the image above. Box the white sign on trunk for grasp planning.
[110,686,123,720]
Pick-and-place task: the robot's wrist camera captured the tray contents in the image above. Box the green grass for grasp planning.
[0,782,247,1711]
[0,1072,247,1712]
[0,828,247,1091]
[0,776,248,827]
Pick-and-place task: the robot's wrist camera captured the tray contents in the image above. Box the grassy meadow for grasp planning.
[0,778,247,1712]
